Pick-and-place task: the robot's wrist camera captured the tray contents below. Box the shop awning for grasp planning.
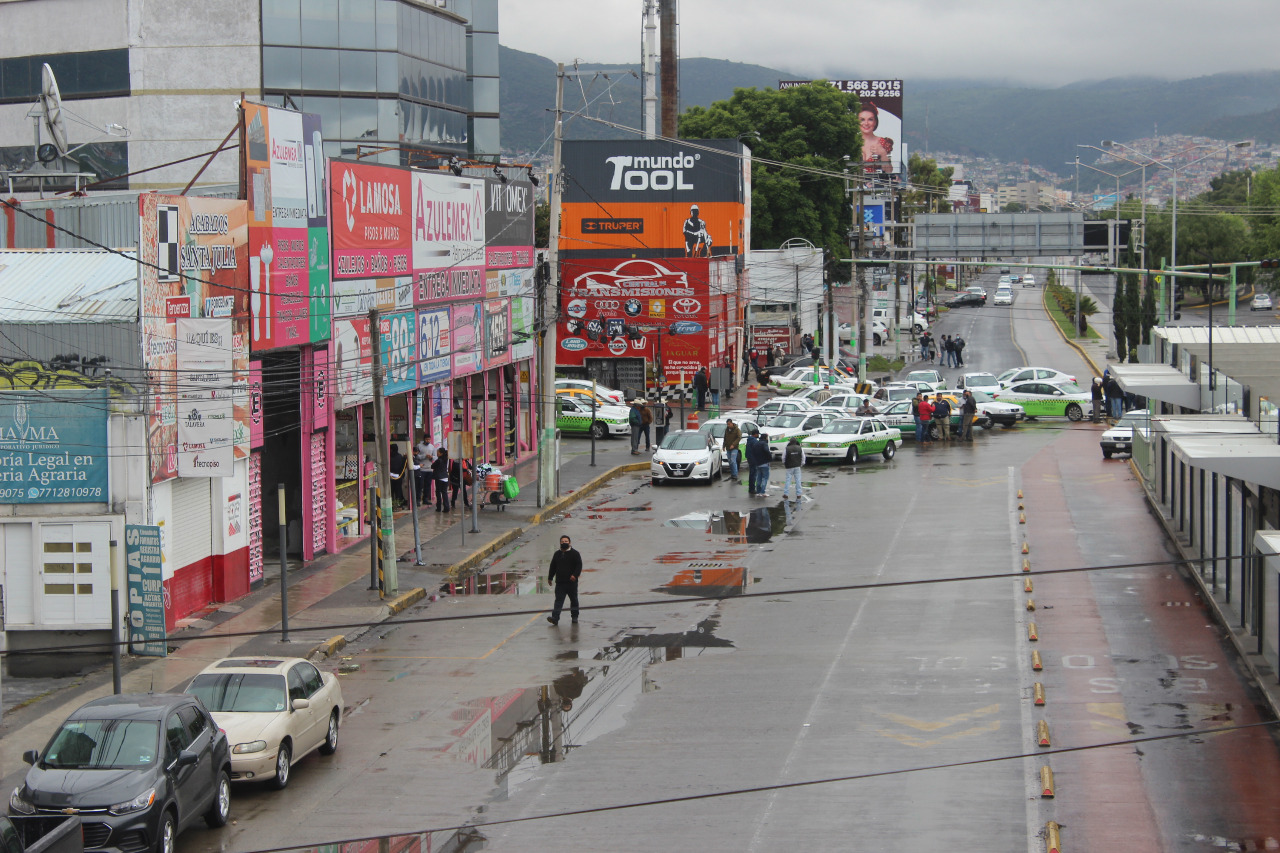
[1167,433,1280,490]
[1110,364,1201,410]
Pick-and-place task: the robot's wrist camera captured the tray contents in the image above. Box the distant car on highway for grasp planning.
[964,286,987,303]
[1252,292,1273,311]
[993,288,1013,306]
[1021,274,1037,287]
[944,292,984,308]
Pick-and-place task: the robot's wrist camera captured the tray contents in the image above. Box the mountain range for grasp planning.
[499,45,1280,174]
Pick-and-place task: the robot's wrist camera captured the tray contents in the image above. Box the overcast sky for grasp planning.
[501,0,1278,88]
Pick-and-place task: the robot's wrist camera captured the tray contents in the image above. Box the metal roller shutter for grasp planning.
[171,477,213,570]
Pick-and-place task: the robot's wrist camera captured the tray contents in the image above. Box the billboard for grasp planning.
[331,317,372,411]
[560,139,748,259]
[125,524,166,657]
[412,171,486,284]
[176,319,235,477]
[379,310,417,396]
[0,390,108,504]
[329,159,411,280]
[451,302,484,377]
[243,103,329,350]
[484,177,535,269]
[417,307,452,385]
[139,194,250,484]
[778,79,903,175]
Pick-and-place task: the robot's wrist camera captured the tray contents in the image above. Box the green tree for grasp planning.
[679,82,863,281]
[535,201,550,248]
[904,154,953,216]
[1140,277,1157,344]
[1003,202,1026,213]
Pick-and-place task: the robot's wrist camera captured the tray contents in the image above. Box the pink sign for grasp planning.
[249,360,264,449]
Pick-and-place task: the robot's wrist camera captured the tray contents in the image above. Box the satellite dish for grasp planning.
[39,63,69,159]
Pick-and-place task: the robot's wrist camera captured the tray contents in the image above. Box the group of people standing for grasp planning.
[918,332,966,366]
[719,416,805,500]
[911,390,979,443]
[628,399,675,453]
[386,439,472,513]
[1090,372,1127,422]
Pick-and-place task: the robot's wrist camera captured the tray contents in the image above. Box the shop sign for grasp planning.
[417,307,451,385]
[0,390,108,504]
[330,159,411,279]
[380,311,417,396]
[176,319,234,477]
[125,524,167,657]
[451,302,483,376]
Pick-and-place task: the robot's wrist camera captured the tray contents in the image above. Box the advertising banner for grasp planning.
[451,302,483,376]
[0,390,108,504]
[330,159,411,280]
[139,194,249,484]
[331,275,413,318]
[379,310,417,396]
[556,258,721,376]
[483,299,511,368]
[412,171,486,273]
[560,139,747,259]
[332,317,373,411]
[484,176,535,269]
[750,325,793,355]
[310,345,330,428]
[176,319,235,477]
[417,307,452,385]
[249,360,264,449]
[778,79,903,175]
[508,268,536,362]
[125,524,167,657]
[243,103,323,350]
[304,113,331,344]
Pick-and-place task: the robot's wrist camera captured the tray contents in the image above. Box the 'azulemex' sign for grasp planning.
[0,390,109,503]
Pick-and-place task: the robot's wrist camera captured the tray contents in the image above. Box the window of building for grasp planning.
[300,0,340,47]
[262,0,301,45]
[262,46,303,91]
[301,48,340,91]
[0,50,130,104]
[339,0,377,49]
[340,50,377,92]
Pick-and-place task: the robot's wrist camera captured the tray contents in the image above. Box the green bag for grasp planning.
[502,476,520,499]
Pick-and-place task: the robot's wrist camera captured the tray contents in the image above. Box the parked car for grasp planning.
[1100,409,1150,458]
[760,411,843,458]
[872,384,924,405]
[187,657,343,790]
[650,430,723,485]
[769,366,847,393]
[699,417,759,442]
[990,381,1092,421]
[969,390,1026,428]
[838,320,891,346]
[555,394,630,439]
[800,417,902,463]
[554,379,625,405]
[10,694,232,853]
[904,369,947,390]
[815,392,875,414]
[944,292,984,308]
[791,383,861,403]
[1252,292,1273,312]
[958,372,1001,393]
[996,366,1078,388]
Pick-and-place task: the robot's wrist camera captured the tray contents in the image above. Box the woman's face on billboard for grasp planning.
[859,110,878,134]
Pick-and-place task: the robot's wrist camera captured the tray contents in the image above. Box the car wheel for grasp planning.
[913,324,924,335]
[882,442,896,461]
[1103,449,1113,459]
[1065,403,1084,422]
[319,710,340,755]
[589,421,607,440]
[651,478,661,487]
[205,771,231,828]
[845,444,859,464]
[155,810,176,853]
[873,334,882,346]
[270,741,291,790]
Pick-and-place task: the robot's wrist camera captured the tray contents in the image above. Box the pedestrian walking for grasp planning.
[628,400,644,454]
[640,399,653,450]
[388,444,409,508]
[693,367,709,411]
[954,335,966,367]
[918,395,934,443]
[782,436,805,500]
[723,417,742,481]
[743,346,754,383]
[919,333,930,361]
[746,430,772,496]
[546,534,581,625]
[960,390,977,441]
[933,393,952,443]
[413,437,434,505]
[656,399,674,444]
[927,335,937,364]
[1090,377,1104,423]
[432,447,451,512]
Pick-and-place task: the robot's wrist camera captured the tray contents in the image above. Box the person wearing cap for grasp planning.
[639,398,653,450]
[683,204,708,257]
[723,417,742,481]
[628,399,644,454]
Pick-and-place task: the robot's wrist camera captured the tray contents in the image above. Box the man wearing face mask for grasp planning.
[547,534,582,625]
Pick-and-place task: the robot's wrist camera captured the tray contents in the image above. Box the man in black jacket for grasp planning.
[547,534,582,625]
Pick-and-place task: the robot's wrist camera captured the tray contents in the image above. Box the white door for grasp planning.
[39,522,111,626]
[2,523,35,626]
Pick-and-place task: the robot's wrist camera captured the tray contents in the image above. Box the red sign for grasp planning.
[329,160,412,280]
[165,296,192,321]
[750,325,792,354]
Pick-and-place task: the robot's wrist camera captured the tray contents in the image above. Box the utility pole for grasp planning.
[538,64,565,507]
[856,177,868,382]
[369,307,397,595]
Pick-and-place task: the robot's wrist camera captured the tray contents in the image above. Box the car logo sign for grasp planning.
[566,299,587,319]
[562,338,588,351]
[594,301,620,311]
[624,298,642,316]
[673,298,701,314]
[670,320,703,334]
[608,338,629,355]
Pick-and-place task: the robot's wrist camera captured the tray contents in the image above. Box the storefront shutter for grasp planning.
[171,477,213,571]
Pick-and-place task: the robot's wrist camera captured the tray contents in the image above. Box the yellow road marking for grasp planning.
[877,720,1001,748]
[875,703,1000,732]
[480,612,545,659]
[1087,702,1127,720]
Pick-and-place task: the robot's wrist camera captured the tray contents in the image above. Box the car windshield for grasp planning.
[43,719,160,769]
[770,414,807,429]
[905,373,935,382]
[661,433,708,451]
[189,672,289,713]
[966,374,997,386]
[1050,382,1082,394]
[820,421,860,435]
[969,391,993,403]
[1116,412,1148,429]
[700,423,727,438]
[996,368,1019,382]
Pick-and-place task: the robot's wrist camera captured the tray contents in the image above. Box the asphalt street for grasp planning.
[149,278,1280,851]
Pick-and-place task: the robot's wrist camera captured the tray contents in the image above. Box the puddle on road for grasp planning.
[658,564,756,597]
[442,617,735,808]
[663,502,797,542]
[439,570,537,597]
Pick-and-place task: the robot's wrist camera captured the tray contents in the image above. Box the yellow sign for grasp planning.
[1155,274,1164,284]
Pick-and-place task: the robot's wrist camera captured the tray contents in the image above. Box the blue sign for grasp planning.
[863,203,885,237]
[670,321,703,335]
[0,390,108,504]
[125,524,167,657]
[380,310,417,395]
[561,338,587,351]
[417,307,451,385]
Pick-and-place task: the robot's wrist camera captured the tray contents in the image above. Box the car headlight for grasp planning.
[109,788,155,816]
[10,787,34,815]
[232,740,268,755]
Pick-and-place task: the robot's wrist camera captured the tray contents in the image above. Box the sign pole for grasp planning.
[369,307,398,596]
[109,538,122,693]
[278,484,289,642]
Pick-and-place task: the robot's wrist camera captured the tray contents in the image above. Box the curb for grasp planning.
[1041,286,1104,377]
[528,461,650,525]
[443,526,526,578]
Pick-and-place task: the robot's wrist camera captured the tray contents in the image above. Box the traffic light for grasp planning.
[1261,259,1280,269]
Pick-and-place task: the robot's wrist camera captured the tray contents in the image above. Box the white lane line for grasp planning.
[744,492,920,853]
[1011,466,1043,853]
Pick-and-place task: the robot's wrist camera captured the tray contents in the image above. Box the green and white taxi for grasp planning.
[769,366,844,393]
[990,380,1091,421]
[760,411,842,459]
[800,417,903,464]
[556,394,631,438]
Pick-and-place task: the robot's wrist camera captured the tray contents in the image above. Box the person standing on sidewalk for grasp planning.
[656,399,674,444]
[960,390,977,441]
[693,367,709,411]
[547,534,581,625]
[782,436,805,500]
[432,447,451,512]
[1090,376,1104,423]
[640,400,654,451]
[1105,373,1124,420]
[414,437,434,506]
[723,417,742,481]
[388,444,409,508]
[746,430,772,496]
[628,400,644,454]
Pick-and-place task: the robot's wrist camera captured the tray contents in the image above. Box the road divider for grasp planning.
[1045,820,1062,853]
[1040,765,1055,798]
[1033,682,1046,705]
[1028,622,1039,641]
[1037,719,1052,747]
[1032,650,1043,671]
